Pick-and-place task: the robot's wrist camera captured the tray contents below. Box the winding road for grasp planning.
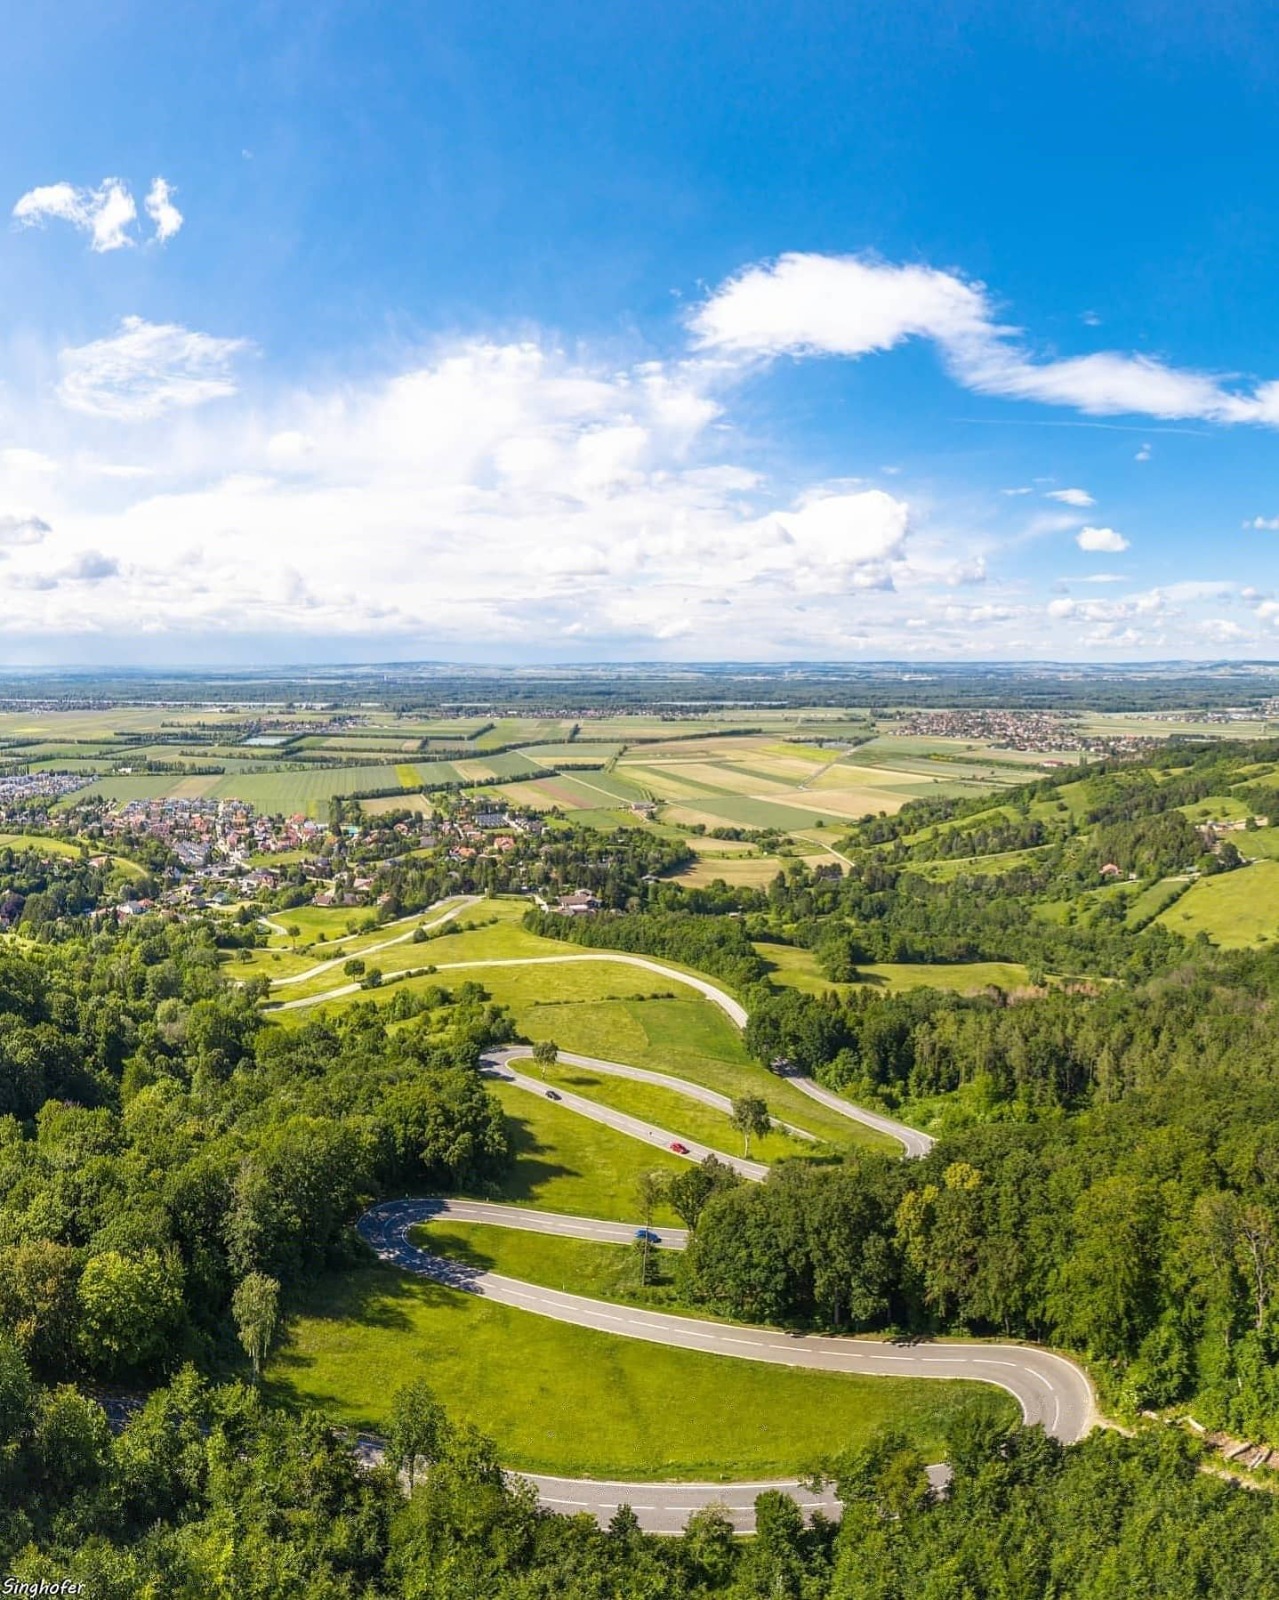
[273,939,935,1160]
[359,1192,1093,1533]
[273,898,1090,1529]
[268,895,482,988]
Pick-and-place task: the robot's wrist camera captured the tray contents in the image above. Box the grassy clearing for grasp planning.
[270,1262,1014,1479]
[670,855,786,888]
[481,1085,688,1224]
[756,942,1031,996]
[912,846,1052,880]
[1124,877,1189,926]
[1156,859,1279,947]
[525,1057,819,1164]
[492,989,891,1150]
[0,832,85,859]
[410,1220,691,1310]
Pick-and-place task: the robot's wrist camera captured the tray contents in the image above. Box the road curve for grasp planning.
[274,939,933,1159]
[781,1071,936,1161]
[360,1199,1095,1510]
[484,1059,770,1181]
[489,1045,817,1143]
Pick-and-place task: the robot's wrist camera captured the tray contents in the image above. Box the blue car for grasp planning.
[634,1228,661,1245]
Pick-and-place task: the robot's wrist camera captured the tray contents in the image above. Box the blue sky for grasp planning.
[2,2,1279,663]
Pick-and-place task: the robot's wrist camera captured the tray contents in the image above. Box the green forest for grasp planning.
[7,734,1279,1593]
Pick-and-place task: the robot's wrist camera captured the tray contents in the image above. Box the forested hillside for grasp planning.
[6,735,1279,1592]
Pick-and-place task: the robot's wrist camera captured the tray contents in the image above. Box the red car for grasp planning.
[669,1141,690,1155]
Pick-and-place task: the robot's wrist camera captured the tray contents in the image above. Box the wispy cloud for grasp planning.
[1047,487,1094,507]
[58,316,249,420]
[13,178,136,251]
[692,252,1279,428]
[13,174,183,250]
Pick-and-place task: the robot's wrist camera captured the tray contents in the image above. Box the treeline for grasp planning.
[0,923,513,1390]
[362,824,695,921]
[3,1363,1276,1597]
[686,950,1279,1437]
[756,859,1186,977]
[522,906,769,992]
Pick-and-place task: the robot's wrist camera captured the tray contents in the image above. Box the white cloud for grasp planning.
[1047,487,1095,507]
[13,178,137,252]
[0,512,50,546]
[1135,443,1152,461]
[0,322,1261,661]
[1246,516,1279,530]
[1076,525,1129,553]
[692,252,1279,428]
[58,316,249,420]
[0,448,57,475]
[144,177,183,242]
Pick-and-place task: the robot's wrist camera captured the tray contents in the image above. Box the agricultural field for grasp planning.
[1155,859,1279,947]
[756,941,1032,997]
[614,731,1032,835]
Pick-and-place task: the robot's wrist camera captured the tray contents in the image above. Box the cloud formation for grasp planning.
[1047,487,1095,507]
[692,253,1279,427]
[1076,526,1130,553]
[0,308,1262,659]
[13,178,136,252]
[144,178,183,242]
[58,317,248,420]
[13,175,182,249]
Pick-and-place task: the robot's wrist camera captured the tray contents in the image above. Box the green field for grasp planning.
[1156,859,1279,947]
[525,1056,818,1164]
[0,832,85,859]
[269,1262,1014,1478]
[757,942,1031,996]
[412,1219,692,1310]
[482,1085,689,1223]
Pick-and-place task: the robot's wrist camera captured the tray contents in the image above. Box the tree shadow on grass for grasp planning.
[406,1225,497,1273]
[482,1108,578,1204]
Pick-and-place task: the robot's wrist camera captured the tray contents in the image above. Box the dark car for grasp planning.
[546,1089,562,1100]
[634,1228,661,1245]
[669,1141,690,1155]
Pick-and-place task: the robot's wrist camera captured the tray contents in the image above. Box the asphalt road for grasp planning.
[303,900,1080,1531]
[360,1197,1095,1526]
[404,1195,688,1250]
[279,935,933,1159]
[488,1045,817,1142]
[271,895,481,989]
[781,1071,936,1159]
[484,1059,771,1181]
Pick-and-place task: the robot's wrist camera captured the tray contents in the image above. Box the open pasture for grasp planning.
[1155,858,1279,947]
[756,941,1031,997]
[270,1258,1009,1479]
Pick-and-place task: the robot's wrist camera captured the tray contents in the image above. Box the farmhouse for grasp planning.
[556,889,600,914]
